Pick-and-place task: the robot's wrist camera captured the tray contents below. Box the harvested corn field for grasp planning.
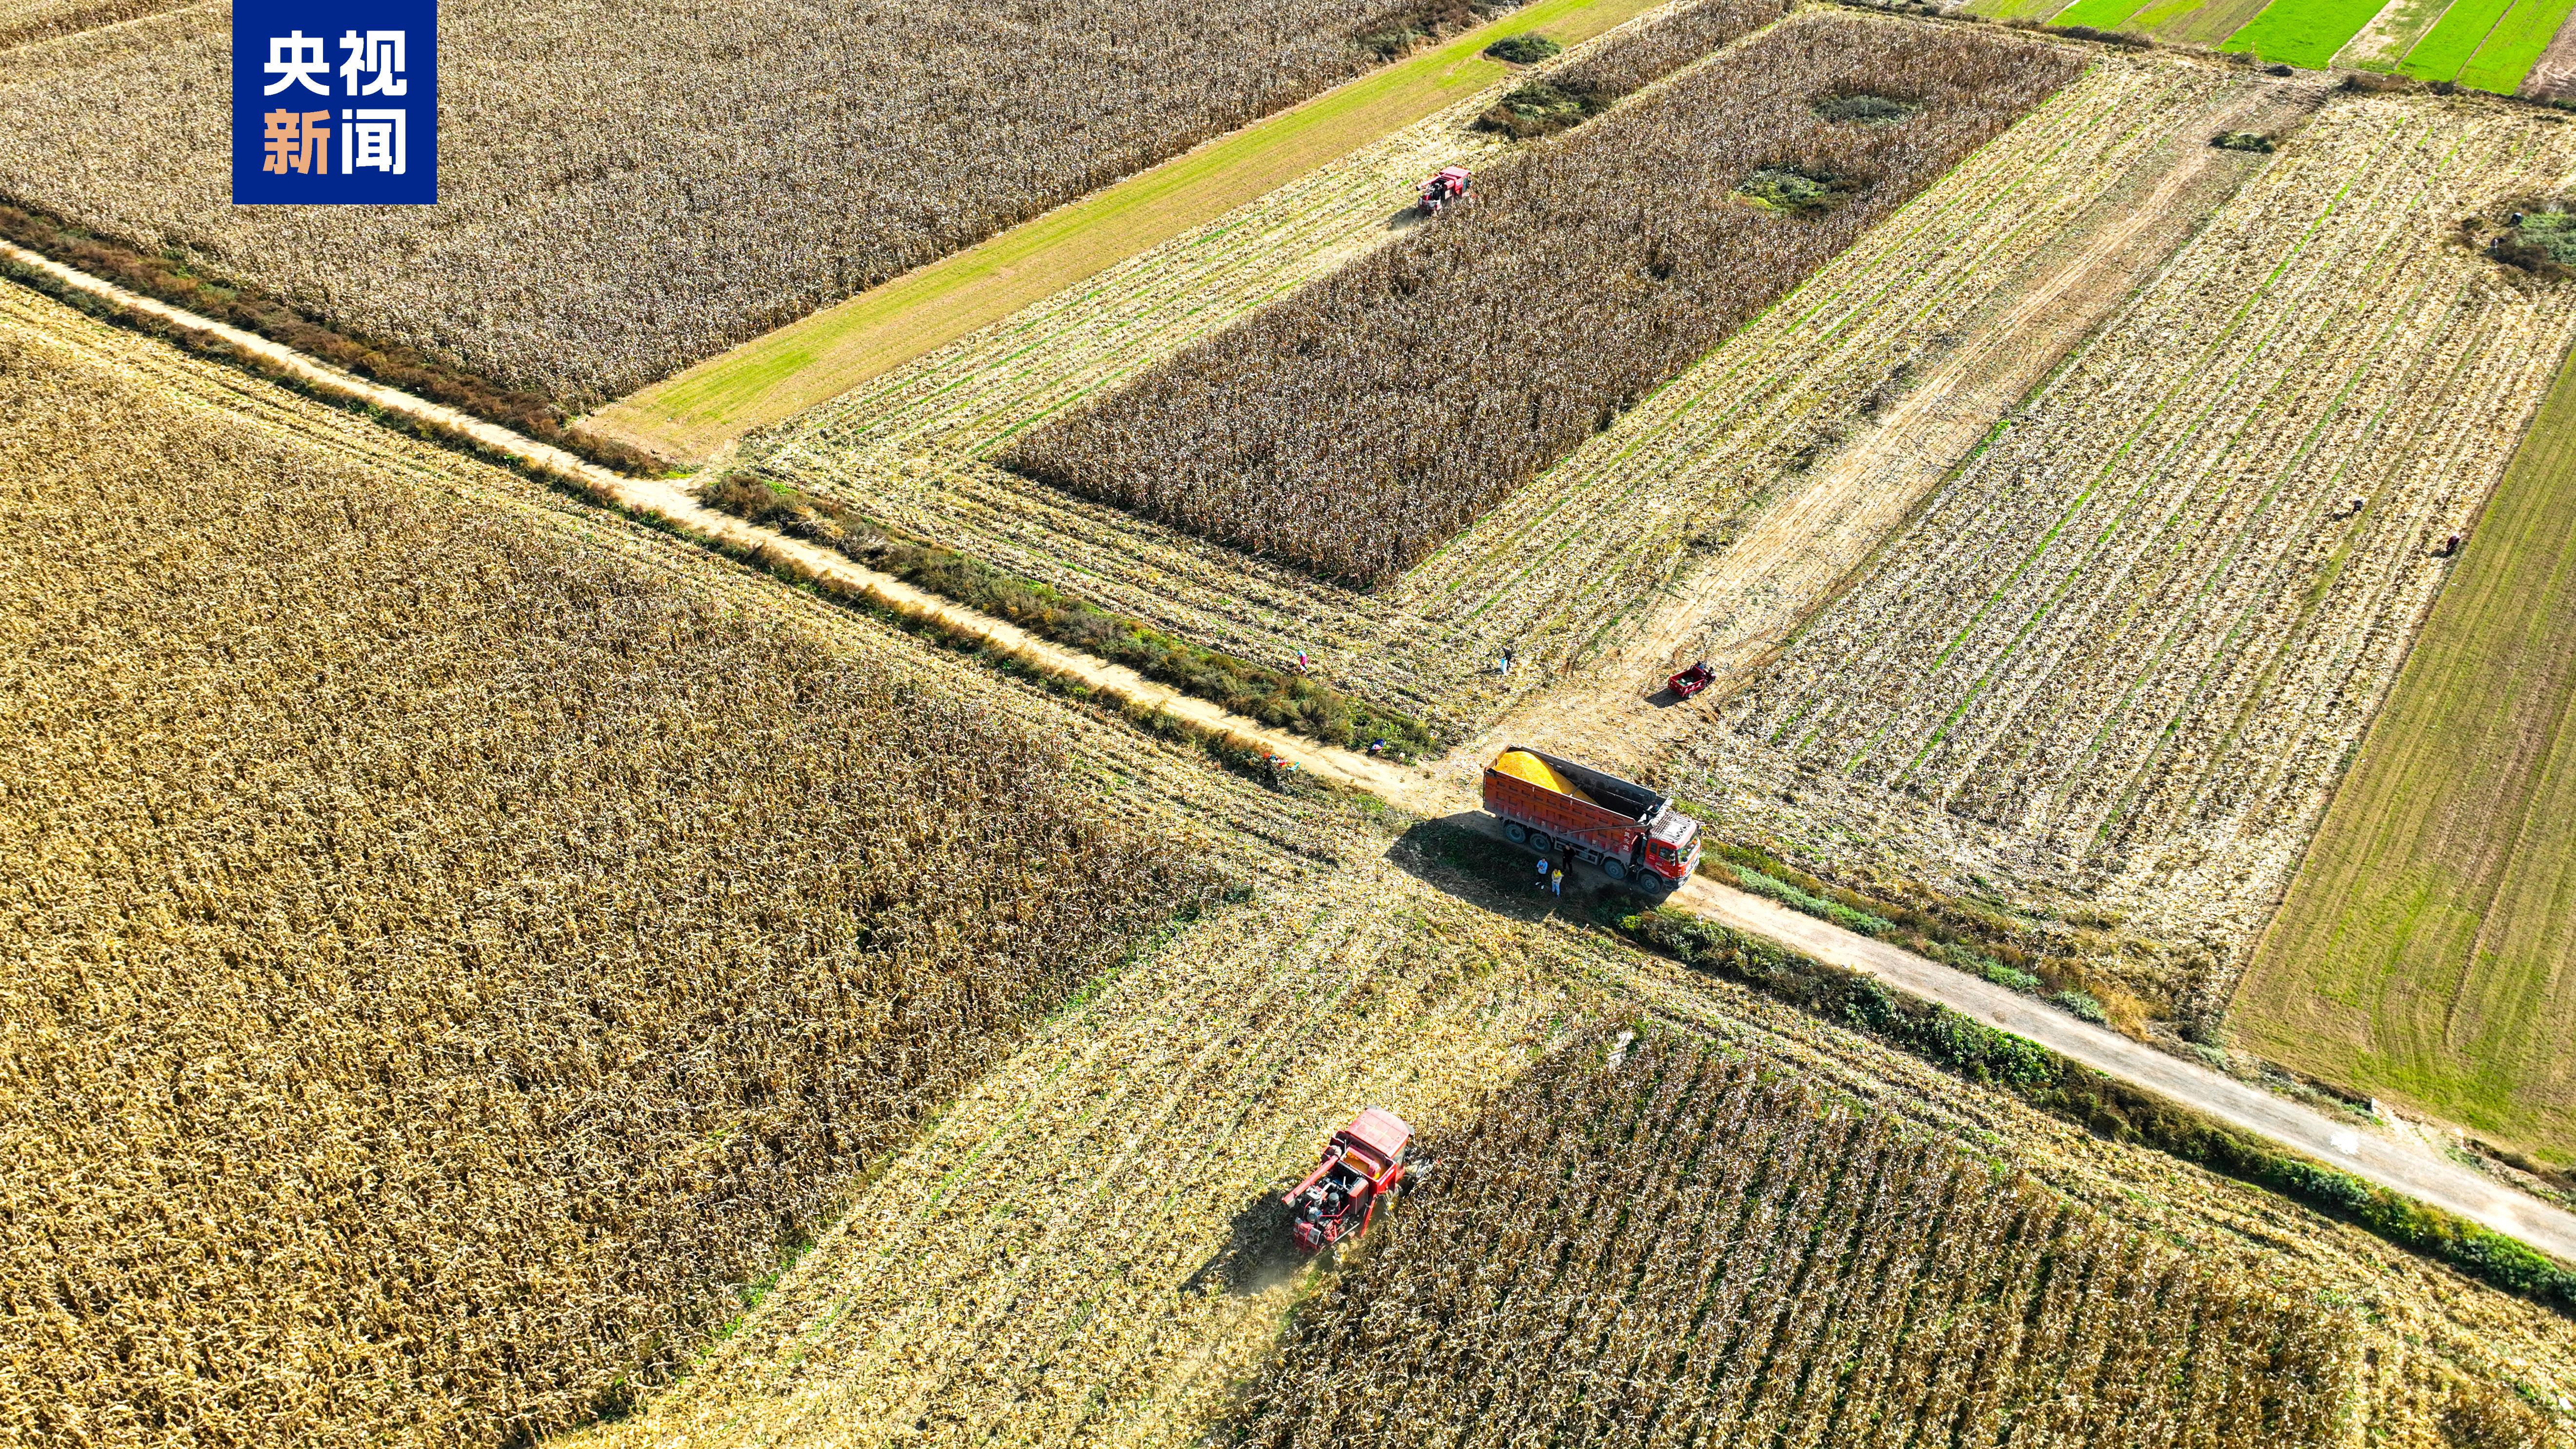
[1002,12,2084,584]
[0,289,1220,1448]
[756,49,2273,730]
[565,834,2576,1449]
[1239,1031,2355,1448]
[0,0,1433,403]
[1678,92,2576,1029]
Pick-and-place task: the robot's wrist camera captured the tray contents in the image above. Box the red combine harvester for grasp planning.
[1666,661,1714,700]
[1483,746,1702,892]
[1285,1108,1414,1252]
[1417,165,1472,215]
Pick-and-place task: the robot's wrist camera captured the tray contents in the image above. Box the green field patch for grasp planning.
[2235,344,2576,1167]
[2052,0,2151,29]
[2221,0,2395,64]
[2396,0,2514,76]
[2456,0,2576,89]
[1965,0,2075,21]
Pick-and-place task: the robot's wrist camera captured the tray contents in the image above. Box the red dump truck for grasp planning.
[1482,746,1702,891]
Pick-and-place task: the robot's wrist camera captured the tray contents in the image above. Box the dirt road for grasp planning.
[12,104,2575,1268]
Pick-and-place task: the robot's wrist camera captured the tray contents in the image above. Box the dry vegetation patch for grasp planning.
[1003,13,2084,585]
[0,327,1213,1445]
[0,0,1425,404]
[1239,1030,2356,1446]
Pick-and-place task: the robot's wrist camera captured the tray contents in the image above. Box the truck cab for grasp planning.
[1642,805,1702,884]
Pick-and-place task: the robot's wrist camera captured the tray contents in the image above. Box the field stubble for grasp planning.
[565,836,2576,1449]
[750,39,2262,735]
[995,5,2071,587]
[1240,1031,2355,1448]
[1675,92,2576,1029]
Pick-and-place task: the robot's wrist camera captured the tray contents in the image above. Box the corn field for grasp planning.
[0,324,1212,1447]
[0,0,1421,403]
[1238,1031,2356,1449]
[1003,14,2085,585]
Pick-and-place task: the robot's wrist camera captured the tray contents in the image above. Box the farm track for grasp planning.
[1680,94,2576,1019]
[757,48,2280,733]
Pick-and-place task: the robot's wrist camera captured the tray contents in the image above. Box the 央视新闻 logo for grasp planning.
[233,2,436,204]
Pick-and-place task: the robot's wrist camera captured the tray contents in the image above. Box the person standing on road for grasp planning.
[1550,865,1565,897]
[1536,856,1550,890]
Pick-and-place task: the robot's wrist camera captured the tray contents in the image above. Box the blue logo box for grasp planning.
[232,1,436,204]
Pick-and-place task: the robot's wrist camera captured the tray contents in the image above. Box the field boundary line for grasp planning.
[10,236,2574,1279]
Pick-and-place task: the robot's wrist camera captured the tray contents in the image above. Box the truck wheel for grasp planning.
[1602,859,1628,883]
[1529,833,1553,855]
[1504,821,1527,844]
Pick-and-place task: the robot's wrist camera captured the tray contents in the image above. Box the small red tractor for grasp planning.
[1417,165,1472,215]
[1666,661,1714,700]
[1285,1108,1414,1252]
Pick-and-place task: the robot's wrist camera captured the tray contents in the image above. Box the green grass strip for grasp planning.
[2053,0,2152,26]
[2397,0,2515,74]
[2222,0,2396,64]
[2455,0,2576,88]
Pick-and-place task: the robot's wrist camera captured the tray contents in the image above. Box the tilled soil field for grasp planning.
[1674,92,2576,1025]
[747,42,2268,738]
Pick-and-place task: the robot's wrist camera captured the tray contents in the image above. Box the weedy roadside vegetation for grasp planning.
[699,472,1441,755]
[0,330,1215,1446]
[1237,1030,2357,1447]
[0,0,1439,405]
[1003,13,2085,585]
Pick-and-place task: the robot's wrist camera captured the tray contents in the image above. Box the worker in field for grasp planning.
[1536,856,1550,890]
[1551,864,1565,897]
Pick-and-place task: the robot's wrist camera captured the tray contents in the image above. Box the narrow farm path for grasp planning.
[14,218,2575,1268]
[574,0,1670,466]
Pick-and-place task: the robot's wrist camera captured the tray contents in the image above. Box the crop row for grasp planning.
[1001,13,2085,584]
[759,46,2245,727]
[1239,1031,2354,1447]
[0,0,1424,403]
[1687,93,2576,1016]
[0,285,1226,1449]
[570,835,2576,1449]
